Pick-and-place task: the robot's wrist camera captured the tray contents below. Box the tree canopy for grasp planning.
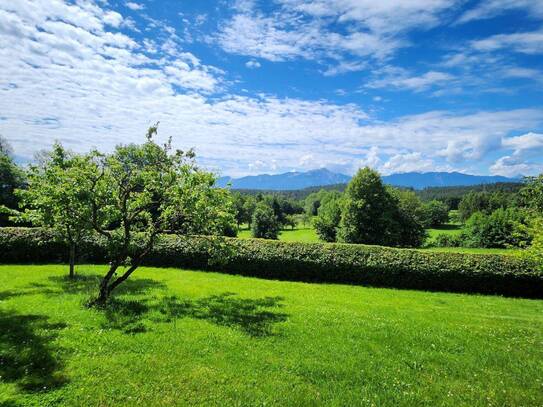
[337,168,425,247]
[85,126,235,304]
[15,143,93,277]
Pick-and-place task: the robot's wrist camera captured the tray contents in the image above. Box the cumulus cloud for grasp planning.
[490,156,543,177]
[380,152,436,175]
[491,132,543,176]
[125,2,145,11]
[245,60,261,69]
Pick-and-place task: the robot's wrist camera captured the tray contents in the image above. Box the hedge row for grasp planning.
[0,227,541,298]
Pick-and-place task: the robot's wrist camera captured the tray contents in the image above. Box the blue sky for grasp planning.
[1,0,543,177]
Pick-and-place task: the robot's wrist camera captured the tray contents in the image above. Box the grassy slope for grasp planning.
[1,265,542,406]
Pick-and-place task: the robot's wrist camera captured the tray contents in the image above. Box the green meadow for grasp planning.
[1,264,542,406]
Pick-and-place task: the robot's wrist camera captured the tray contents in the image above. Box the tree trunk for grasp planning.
[94,263,119,306]
[69,242,76,279]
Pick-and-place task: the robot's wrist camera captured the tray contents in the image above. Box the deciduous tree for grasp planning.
[86,125,234,304]
[251,202,279,239]
[14,143,93,278]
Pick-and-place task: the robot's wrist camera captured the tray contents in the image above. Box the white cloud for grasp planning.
[501,132,543,163]
[1,0,543,178]
[322,60,367,76]
[358,146,381,169]
[457,0,543,24]
[125,2,145,11]
[380,152,436,175]
[216,0,458,64]
[491,132,543,176]
[367,70,454,92]
[245,60,261,69]
[490,156,543,177]
[471,30,543,54]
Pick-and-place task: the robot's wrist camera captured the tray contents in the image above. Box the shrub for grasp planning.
[524,217,543,272]
[313,196,342,242]
[251,203,280,239]
[463,208,531,248]
[0,227,541,298]
[431,233,463,248]
[422,200,449,227]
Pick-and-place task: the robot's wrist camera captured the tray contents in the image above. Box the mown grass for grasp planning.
[426,223,463,239]
[237,226,319,242]
[1,264,542,406]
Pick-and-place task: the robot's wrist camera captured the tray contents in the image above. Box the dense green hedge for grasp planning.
[0,227,541,298]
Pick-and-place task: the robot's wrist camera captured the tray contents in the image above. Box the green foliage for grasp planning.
[416,183,522,209]
[232,193,256,228]
[520,174,543,212]
[524,217,543,272]
[13,143,94,277]
[304,189,340,217]
[313,195,343,242]
[0,227,540,298]
[251,202,280,239]
[338,168,394,244]
[0,137,25,226]
[283,214,297,230]
[82,125,234,302]
[431,233,463,248]
[338,168,425,247]
[463,208,531,248]
[422,200,449,227]
[458,190,516,222]
[393,189,427,247]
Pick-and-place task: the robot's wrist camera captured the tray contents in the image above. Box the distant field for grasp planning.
[237,224,521,255]
[1,265,542,406]
[426,223,463,239]
[238,227,319,243]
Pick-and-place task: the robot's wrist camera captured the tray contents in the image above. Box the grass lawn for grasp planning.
[237,226,319,243]
[426,223,463,240]
[1,265,542,406]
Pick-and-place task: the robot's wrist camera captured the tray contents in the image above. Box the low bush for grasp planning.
[430,233,464,248]
[0,227,541,298]
[463,208,531,249]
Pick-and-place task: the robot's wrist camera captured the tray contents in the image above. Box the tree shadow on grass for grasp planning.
[157,293,288,337]
[0,309,67,393]
[0,285,58,302]
[97,293,288,337]
[102,298,151,334]
[47,274,167,296]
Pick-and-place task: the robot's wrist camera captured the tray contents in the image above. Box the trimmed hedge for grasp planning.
[0,227,541,298]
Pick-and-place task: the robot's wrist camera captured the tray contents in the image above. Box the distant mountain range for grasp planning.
[217,168,351,190]
[381,172,519,190]
[216,169,520,190]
